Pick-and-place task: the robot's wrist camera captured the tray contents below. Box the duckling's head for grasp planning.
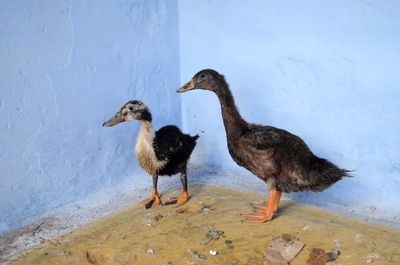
[103,100,152,127]
[177,69,227,93]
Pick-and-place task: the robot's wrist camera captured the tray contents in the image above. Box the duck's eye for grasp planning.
[200,74,205,78]
[129,106,133,111]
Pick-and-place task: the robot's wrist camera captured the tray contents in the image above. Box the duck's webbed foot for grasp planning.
[242,189,281,223]
[140,192,162,209]
[140,176,162,209]
[250,190,282,214]
[242,211,274,223]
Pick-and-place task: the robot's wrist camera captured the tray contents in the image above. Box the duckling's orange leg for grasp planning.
[243,189,277,223]
[140,176,162,209]
[167,168,190,207]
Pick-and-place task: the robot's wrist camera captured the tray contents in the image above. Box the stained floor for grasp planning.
[9,185,400,265]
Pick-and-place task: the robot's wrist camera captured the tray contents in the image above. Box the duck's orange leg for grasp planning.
[140,176,162,209]
[273,191,282,213]
[243,189,277,223]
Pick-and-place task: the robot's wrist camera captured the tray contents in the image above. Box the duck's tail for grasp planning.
[306,157,353,191]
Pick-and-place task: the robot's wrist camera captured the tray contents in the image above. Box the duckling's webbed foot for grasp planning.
[140,193,162,209]
[173,191,189,207]
[165,168,190,207]
[140,176,162,209]
[242,189,279,223]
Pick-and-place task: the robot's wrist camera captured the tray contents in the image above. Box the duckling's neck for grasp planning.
[215,85,247,139]
[135,120,166,176]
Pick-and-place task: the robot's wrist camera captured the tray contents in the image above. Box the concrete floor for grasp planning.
[5,185,400,265]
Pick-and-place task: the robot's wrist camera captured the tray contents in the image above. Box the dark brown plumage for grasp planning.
[177,69,350,223]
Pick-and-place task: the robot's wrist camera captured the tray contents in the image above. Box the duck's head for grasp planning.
[102,100,152,127]
[177,69,227,93]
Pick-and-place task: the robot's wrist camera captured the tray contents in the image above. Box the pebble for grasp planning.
[187,249,207,260]
[202,230,225,244]
[302,225,310,231]
[225,240,234,249]
[209,250,218,256]
[353,234,363,243]
[333,239,341,248]
[147,249,155,254]
[153,214,163,222]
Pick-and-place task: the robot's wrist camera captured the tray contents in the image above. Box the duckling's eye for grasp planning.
[200,73,205,78]
[129,106,133,111]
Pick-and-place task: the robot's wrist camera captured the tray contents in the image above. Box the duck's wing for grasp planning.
[240,125,308,151]
[153,125,184,160]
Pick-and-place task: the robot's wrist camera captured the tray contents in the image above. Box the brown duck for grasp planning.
[177,69,351,223]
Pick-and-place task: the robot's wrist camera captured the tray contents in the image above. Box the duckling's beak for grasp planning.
[177,79,196,93]
[102,114,124,127]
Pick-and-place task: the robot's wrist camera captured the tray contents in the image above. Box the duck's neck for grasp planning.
[135,120,166,176]
[215,84,247,140]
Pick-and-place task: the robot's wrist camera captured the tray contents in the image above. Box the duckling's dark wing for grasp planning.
[153,126,184,161]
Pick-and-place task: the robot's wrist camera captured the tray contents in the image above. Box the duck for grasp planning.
[177,69,351,223]
[103,100,199,208]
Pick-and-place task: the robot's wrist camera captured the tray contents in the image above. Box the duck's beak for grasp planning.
[102,113,124,127]
[177,79,196,93]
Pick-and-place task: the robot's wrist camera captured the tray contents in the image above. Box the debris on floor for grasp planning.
[365,252,386,263]
[187,248,207,260]
[353,233,363,243]
[86,249,114,265]
[147,248,155,254]
[263,234,305,265]
[307,248,340,265]
[201,204,215,213]
[202,230,225,244]
[225,239,234,249]
[209,249,218,256]
[5,186,400,265]
[153,214,163,222]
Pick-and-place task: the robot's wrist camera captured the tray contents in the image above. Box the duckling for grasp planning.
[177,69,351,223]
[103,100,199,208]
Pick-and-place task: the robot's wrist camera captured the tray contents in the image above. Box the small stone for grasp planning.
[187,249,207,260]
[147,249,155,254]
[333,239,341,247]
[353,234,363,243]
[365,252,385,262]
[225,240,234,249]
[209,250,218,256]
[307,248,340,265]
[303,225,310,231]
[153,214,163,222]
[366,259,373,263]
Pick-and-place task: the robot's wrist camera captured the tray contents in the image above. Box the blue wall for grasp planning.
[0,0,180,234]
[179,0,400,224]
